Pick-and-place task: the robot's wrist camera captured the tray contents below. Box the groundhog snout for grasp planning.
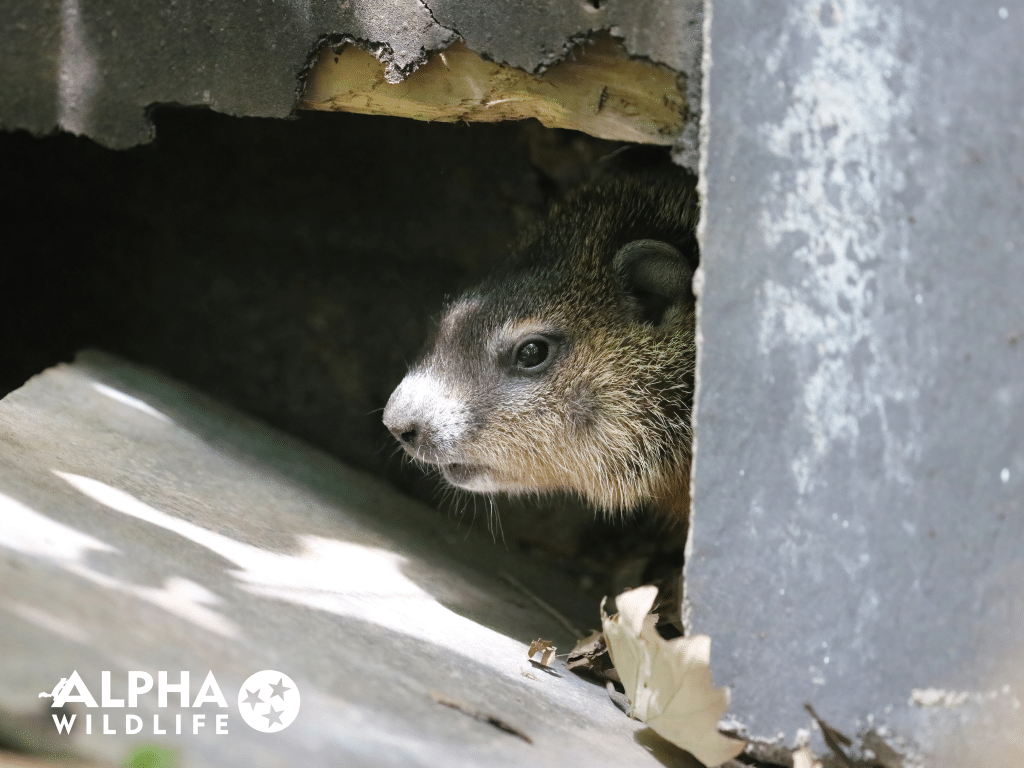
[382,407,431,455]
[384,416,430,453]
[384,417,417,448]
[383,372,468,463]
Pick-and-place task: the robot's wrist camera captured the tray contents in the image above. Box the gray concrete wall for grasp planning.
[690,0,1024,759]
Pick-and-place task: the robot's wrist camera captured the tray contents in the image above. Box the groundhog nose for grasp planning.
[393,423,419,447]
[383,375,455,459]
[383,403,426,450]
[383,413,417,445]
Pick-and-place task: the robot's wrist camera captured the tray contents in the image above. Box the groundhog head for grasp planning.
[383,176,698,519]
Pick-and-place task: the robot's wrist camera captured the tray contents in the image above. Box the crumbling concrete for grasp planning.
[0,0,701,151]
[689,0,1024,761]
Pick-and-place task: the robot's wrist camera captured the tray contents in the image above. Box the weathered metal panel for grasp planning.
[690,0,1024,758]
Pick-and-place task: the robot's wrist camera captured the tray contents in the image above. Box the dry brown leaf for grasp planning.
[566,628,620,683]
[566,629,608,671]
[528,638,557,667]
[601,585,746,768]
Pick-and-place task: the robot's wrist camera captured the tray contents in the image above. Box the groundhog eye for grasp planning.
[515,338,549,369]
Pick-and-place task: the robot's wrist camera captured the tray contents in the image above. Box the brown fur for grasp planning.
[384,173,699,521]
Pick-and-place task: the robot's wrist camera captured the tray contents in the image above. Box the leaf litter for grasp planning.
[600,585,747,767]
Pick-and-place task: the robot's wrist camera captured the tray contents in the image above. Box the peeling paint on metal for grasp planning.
[756,0,922,496]
[911,686,1022,711]
[690,0,1024,753]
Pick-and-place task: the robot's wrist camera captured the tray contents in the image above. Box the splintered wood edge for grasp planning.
[297,34,686,145]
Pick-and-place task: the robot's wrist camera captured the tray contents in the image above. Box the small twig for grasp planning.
[499,571,584,639]
[804,703,855,767]
[430,691,533,744]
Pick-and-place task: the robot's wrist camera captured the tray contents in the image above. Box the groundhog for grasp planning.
[383,173,699,521]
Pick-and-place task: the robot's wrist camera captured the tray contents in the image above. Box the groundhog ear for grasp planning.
[612,239,695,326]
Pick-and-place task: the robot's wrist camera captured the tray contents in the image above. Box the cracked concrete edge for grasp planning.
[726,718,930,768]
[425,0,702,75]
[297,30,458,91]
[0,0,700,149]
[302,11,702,107]
[305,0,459,86]
[669,3,704,179]
[413,0,458,69]
[306,0,704,91]
[683,0,712,639]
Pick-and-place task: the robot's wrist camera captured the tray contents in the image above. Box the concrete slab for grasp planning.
[690,0,1024,761]
[0,0,701,151]
[0,352,694,767]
